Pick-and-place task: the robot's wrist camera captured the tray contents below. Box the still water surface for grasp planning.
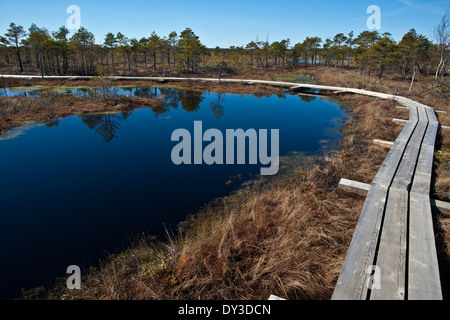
[0,87,348,298]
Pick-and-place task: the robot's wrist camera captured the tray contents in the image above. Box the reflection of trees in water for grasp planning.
[136,88,228,118]
[133,87,159,98]
[81,111,132,142]
[160,88,179,110]
[178,90,204,112]
[80,88,230,126]
[298,95,316,103]
[76,88,94,97]
[44,118,60,128]
[149,88,180,118]
[252,92,275,99]
[209,92,225,118]
[152,89,226,118]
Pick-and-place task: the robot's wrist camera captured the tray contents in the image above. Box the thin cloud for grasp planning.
[396,0,449,15]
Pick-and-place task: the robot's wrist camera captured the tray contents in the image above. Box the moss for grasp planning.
[274,73,316,84]
[436,146,450,164]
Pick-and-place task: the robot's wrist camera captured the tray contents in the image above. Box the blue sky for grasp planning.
[0,0,449,47]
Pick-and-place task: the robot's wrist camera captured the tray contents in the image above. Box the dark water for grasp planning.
[0,87,348,299]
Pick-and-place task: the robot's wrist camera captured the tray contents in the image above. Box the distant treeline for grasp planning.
[0,14,449,84]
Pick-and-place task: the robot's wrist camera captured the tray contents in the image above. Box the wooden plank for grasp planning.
[391,107,428,190]
[408,193,442,300]
[333,107,419,300]
[338,178,370,196]
[297,92,324,98]
[371,107,418,187]
[373,139,394,149]
[370,188,409,300]
[393,118,408,125]
[332,184,389,300]
[333,90,350,94]
[411,108,438,194]
[338,178,449,218]
[431,199,450,218]
[370,107,428,300]
[407,106,442,300]
[396,106,409,110]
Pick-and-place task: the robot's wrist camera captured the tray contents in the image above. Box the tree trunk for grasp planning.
[111,49,115,69]
[435,46,444,80]
[409,65,416,93]
[14,39,23,72]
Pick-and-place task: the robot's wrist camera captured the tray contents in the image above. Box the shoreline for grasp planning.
[0,81,287,135]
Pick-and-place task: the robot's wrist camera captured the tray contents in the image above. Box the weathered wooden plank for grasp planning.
[373,139,394,149]
[370,188,409,300]
[393,118,408,125]
[411,108,438,195]
[333,90,350,94]
[392,108,428,189]
[370,107,428,300]
[406,106,442,300]
[332,107,420,300]
[371,107,418,188]
[332,184,389,300]
[297,92,324,98]
[371,138,411,187]
[408,193,442,300]
[431,199,450,217]
[338,178,450,218]
[338,178,449,218]
[338,178,370,196]
[424,107,439,145]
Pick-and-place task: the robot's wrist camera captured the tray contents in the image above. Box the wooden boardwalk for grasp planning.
[2,75,444,300]
[332,101,442,300]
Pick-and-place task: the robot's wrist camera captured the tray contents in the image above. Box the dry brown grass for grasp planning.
[435,154,450,203]
[168,168,361,300]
